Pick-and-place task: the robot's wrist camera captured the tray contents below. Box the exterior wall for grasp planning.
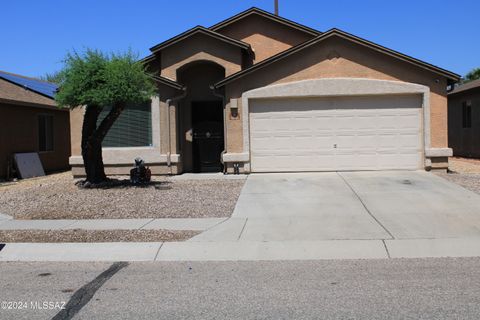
[224,37,450,159]
[448,88,480,157]
[160,33,243,81]
[215,14,314,63]
[0,102,70,178]
[69,107,83,157]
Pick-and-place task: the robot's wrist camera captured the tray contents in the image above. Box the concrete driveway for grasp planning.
[192,171,480,242]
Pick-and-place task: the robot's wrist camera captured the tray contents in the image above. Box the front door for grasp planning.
[192,101,224,173]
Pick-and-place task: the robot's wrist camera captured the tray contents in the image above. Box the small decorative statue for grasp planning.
[130,157,151,184]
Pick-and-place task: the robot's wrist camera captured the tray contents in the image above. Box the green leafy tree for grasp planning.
[55,49,156,185]
[464,68,480,82]
[39,71,63,84]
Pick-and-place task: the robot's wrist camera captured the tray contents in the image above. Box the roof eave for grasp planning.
[149,75,184,91]
[139,54,156,64]
[149,26,252,54]
[448,81,480,96]
[215,29,460,88]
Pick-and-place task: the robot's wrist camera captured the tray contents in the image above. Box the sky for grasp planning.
[1,0,478,79]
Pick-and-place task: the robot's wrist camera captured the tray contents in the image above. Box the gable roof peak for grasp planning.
[210,6,321,36]
[149,25,252,53]
[214,27,460,88]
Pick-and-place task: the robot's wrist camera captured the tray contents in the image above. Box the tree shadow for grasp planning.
[75,178,173,190]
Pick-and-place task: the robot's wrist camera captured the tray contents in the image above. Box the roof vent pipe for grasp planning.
[274,0,279,15]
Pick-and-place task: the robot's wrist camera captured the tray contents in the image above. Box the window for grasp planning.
[462,101,472,128]
[98,102,152,147]
[38,114,54,152]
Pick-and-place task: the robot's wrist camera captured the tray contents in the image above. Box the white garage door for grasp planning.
[249,95,423,172]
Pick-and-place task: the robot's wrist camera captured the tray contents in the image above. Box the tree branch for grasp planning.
[91,102,126,143]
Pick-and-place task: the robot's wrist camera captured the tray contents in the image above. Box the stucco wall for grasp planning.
[160,33,243,81]
[0,102,70,178]
[448,89,480,157]
[224,36,450,154]
[214,14,314,63]
[69,107,83,156]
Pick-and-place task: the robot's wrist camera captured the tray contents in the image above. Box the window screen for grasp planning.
[38,114,54,152]
[98,102,152,147]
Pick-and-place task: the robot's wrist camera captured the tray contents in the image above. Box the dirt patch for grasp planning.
[449,157,480,174]
[0,229,199,243]
[0,172,245,219]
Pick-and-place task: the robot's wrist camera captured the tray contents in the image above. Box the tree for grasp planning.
[55,49,156,185]
[464,68,480,83]
[39,71,63,84]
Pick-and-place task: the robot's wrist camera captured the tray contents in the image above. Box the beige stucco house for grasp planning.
[0,71,70,179]
[70,7,459,176]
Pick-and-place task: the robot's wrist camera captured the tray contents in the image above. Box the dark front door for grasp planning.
[192,101,224,173]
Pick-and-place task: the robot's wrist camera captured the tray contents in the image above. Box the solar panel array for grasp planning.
[0,71,58,98]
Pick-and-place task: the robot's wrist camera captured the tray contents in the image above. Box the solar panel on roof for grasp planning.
[0,71,58,98]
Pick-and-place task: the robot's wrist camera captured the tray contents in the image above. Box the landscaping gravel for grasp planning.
[0,229,199,243]
[435,172,480,195]
[0,172,245,220]
[434,157,480,195]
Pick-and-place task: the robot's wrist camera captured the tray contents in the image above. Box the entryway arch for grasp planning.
[177,60,226,172]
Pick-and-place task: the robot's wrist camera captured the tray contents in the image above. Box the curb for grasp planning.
[2,238,480,262]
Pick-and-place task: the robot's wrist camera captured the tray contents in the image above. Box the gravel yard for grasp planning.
[0,172,245,220]
[0,229,199,242]
[435,157,480,195]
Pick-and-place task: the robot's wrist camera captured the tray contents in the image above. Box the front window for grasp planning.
[98,102,152,147]
[38,114,54,152]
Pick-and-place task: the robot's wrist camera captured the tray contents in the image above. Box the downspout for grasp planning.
[166,87,187,174]
[210,85,227,174]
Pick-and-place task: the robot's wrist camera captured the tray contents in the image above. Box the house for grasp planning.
[448,79,480,158]
[0,71,71,179]
[69,7,459,176]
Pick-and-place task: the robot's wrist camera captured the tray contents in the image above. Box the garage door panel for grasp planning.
[252,153,336,172]
[249,95,423,172]
[377,153,422,169]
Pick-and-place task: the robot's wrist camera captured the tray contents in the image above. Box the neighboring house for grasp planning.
[69,7,459,176]
[448,79,480,158]
[0,71,70,179]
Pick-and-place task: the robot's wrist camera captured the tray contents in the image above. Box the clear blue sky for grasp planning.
[1,0,478,79]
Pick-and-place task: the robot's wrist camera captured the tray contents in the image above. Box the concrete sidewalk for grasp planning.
[0,212,13,221]
[3,238,480,261]
[0,218,227,231]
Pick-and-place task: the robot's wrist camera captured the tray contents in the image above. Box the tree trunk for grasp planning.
[80,103,126,184]
[81,105,105,183]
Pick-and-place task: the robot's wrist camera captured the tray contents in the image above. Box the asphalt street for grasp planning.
[1,258,480,319]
